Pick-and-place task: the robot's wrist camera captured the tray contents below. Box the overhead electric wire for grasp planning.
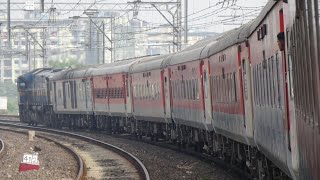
[59,0,82,16]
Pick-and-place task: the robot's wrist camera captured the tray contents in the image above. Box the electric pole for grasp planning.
[128,0,183,52]
[102,21,105,64]
[7,0,10,47]
[40,0,44,13]
[184,0,188,44]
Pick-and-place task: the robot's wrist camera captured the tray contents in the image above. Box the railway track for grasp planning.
[0,127,85,179]
[0,138,5,160]
[0,117,247,179]
[0,121,150,180]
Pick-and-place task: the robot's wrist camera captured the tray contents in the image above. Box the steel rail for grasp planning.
[0,138,5,160]
[0,122,150,180]
[0,127,85,180]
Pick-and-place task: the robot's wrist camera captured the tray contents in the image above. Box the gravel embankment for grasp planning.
[0,130,78,180]
[76,131,239,180]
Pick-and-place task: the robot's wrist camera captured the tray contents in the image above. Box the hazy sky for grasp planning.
[186,0,268,32]
[1,0,269,33]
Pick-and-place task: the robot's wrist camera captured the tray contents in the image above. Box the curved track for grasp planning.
[0,138,5,159]
[0,121,150,180]
[0,127,85,180]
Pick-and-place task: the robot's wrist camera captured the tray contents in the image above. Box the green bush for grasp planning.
[0,81,18,115]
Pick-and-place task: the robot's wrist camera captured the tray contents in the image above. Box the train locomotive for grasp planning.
[17,0,320,179]
[17,68,62,125]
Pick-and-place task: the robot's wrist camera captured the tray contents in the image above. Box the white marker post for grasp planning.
[19,153,40,172]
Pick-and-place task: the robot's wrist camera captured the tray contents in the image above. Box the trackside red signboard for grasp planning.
[19,153,40,172]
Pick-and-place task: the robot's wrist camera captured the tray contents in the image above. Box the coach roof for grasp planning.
[91,57,144,76]
[165,0,278,65]
[130,54,170,73]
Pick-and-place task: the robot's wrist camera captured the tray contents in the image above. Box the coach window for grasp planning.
[261,63,264,105]
[152,84,155,100]
[268,59,272,106]
[137,84,139,99]
[189,80,193,100]
[190,79,193,100]
[261,63,264,106]
[148,84,151,100]
[138,85,140,100]
[224,74,226,103]
[176,81,179,99]
[141,84,144,100]
[268,58,272,106]
[189,80,192,100]
[157,83,160,100]
[126,80,129,97]
[185,80,188,100]
[146,84,149,100]
[254,66,258,105]
[188,80,192,100]
[229,73,232,103]
[139,84,143,100]
[232,72,238,102]
[270,57,274,106]
[143,84,146,100]
[144,84,147,100]
[172,81,174,99]
[263,62,266,106]
[179,80,182,99]
[140,84,143,100]
[288,53,294,99]
[136,85,138,99]
[190,79,194,100]
[149,84,152,100]
[182,80,186,99]
[195,79,199,100]
[175,81,178,99]
[216,76,220,103]
[275,53,281,108]
[222,75,226,103]
[266,58,270,106]
[257,65,260,105]
[254,66,257,105]
[259,64,262,106]
[181,80,184,100]
[214,76,217,102]
[137,84,140,100]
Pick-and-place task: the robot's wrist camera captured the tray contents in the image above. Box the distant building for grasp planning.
[0,10,218,82]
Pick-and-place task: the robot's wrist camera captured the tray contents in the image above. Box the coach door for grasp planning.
[163,68,172,122]
[241,56,254,143]
[203,61,212,129]
[54,82,57,110]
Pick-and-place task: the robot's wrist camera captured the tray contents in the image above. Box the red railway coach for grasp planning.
[130,55,170,137]
[287,0,320,179]
[91,58,143,131]
[166,46,211,148]
[207,28,251,146]
[248,0,296,177]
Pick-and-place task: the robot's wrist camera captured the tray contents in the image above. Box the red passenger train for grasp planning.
[17,0,320,179]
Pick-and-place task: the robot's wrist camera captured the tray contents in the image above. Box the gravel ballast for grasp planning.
[76,131,239,180]
[0,130,78,180]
